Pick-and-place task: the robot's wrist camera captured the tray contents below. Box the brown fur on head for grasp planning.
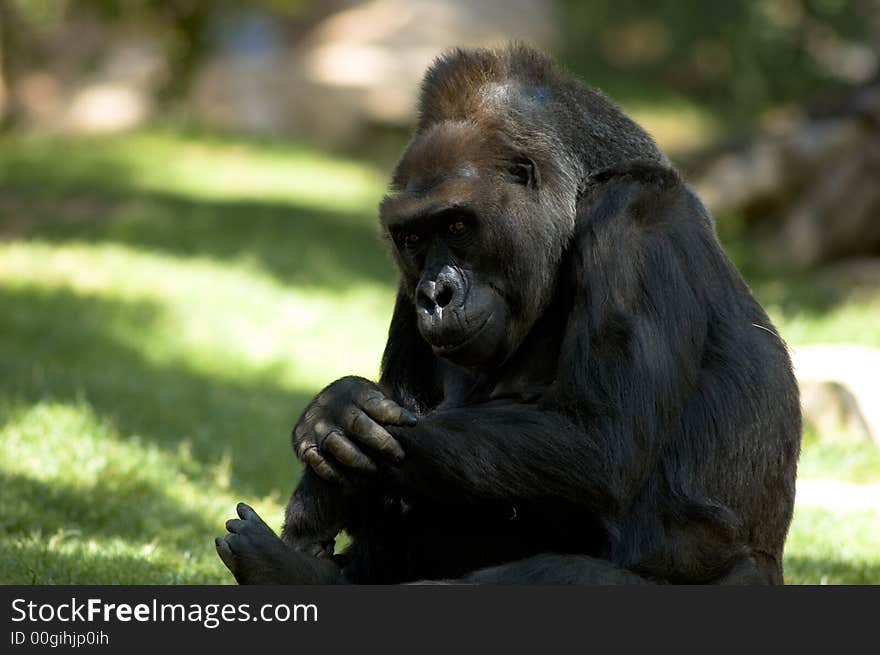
[417,43,562,131]
[412,43,664,191]
[390,121,509,194]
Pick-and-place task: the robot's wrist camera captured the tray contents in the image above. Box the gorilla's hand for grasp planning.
[292,376,416,482]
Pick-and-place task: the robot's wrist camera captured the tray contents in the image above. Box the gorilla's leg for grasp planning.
[216,503,345,584]
[449,554,650,584]
[216,507,774,585]
[280,469,347,560]
[422,552,775,585]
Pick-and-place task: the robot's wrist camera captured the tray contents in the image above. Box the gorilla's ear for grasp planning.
[579,160,689,229]
[588,159,679,188]
[507,156,540,189]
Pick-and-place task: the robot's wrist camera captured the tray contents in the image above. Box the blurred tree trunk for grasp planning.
[155,0,211,105]
[0,0,20,128]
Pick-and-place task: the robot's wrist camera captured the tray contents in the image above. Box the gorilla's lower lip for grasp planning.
[433,313,494,354]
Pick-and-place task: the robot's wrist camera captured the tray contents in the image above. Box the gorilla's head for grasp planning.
[380,45,663,367]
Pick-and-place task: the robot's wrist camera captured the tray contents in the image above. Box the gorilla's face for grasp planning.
[380,122,556,367]
[390,207,510,366]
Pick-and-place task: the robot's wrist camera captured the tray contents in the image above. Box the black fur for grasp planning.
[216,45,801,585]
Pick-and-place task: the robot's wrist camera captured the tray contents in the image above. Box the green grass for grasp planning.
[1,130,878,584]
[798,429,880,486]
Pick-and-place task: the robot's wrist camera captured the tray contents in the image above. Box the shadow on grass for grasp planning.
[0,285,311,500]
[0,471,216,546]
[1,179,850,322]
[1,188,396,292]
[0,132,397,291]
[784,556,880,585]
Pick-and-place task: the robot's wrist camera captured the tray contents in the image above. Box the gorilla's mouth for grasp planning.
[431,312,494,356]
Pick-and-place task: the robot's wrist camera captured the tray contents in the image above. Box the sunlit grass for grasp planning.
[0,130,878,584]
[0,230,390,583]
[0,242,392,390]
[797,429,880,485]
[1,402,279,583]
[769,300,880,349]
[744,261,880,349]
[785,506,880,585]
[0,130,394,583]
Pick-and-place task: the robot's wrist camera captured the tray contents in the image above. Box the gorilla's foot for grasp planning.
[216,503,344,585]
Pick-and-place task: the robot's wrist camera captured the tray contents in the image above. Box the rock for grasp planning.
[792,345,880,446]
[689,84,880,268]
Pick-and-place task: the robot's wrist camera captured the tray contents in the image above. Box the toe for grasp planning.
[222,532,243,552]
[215,537,236,573]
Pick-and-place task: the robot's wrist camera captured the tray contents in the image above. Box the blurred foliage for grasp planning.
[1,0,316,105]
[3,0,878,138]
[558,0,878,131]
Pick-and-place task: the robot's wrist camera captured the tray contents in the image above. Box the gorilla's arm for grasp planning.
[386,404,617,511]
[378,288,443,412]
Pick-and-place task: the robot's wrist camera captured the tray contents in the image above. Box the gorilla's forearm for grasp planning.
[385,403,624,513]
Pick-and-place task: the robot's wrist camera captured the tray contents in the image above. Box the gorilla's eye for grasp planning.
[449,221,467,235]
[402,233,420,246]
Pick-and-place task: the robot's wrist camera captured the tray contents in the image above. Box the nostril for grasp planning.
[436,283,454,308]
[417,281,436,312]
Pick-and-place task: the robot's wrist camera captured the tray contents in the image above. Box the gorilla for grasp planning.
[216,44,801,585]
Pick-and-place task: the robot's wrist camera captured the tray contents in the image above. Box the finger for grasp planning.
[302,446,344,483]
[345,408,405,461]
[292,420,313,456]
[236,502,258,521]
[215,537,237,573]
[314,419,377,471]
[322,431,377,472]
[226,518,245,533]
[295,435,318,461]
[359,392,417,426]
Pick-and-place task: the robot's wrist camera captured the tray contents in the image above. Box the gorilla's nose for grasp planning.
[417,275,460,314]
